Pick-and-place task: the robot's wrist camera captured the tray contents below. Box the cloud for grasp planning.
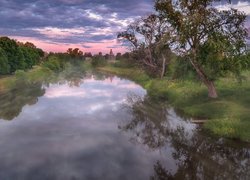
[0,0,154,53]
[0,0,249,52]
[216,1,250,15]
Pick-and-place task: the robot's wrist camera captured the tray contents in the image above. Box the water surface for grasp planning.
[0,71,249,180]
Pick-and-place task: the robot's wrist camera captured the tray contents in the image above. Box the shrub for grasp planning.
[42,56,65,72]
[91,55,107,67]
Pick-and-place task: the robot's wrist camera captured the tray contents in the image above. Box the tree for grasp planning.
[24,42,36,49]
[116,53,122,60]
[0,37,26,72]
[18,41,44,69]
[84,52,93,58]
[67,48,83,58]
[0,47,10,74]
[118,14,172,77]
[155,0,247,98]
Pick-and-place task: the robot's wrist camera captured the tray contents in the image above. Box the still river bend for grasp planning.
[0,71,249,180]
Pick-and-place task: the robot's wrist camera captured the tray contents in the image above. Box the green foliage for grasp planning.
[99,66,250,141]
[0,37,25,72]
[42,56,65,72]
[91,55,107,67]
[112,59,135,68]
[169,56,196,80]
[66,48,84,59]
[0,36,44,74]
[15,70,28,85]
[197,35,250,81]
[154,0,247,98]
[0,47,10,74]
[205,118,250,141]
[19,46,41,69]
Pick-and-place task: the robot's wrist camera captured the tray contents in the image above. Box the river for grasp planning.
[0,70,249,180]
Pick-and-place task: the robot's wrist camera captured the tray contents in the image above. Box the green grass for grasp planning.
[99,65,250,142]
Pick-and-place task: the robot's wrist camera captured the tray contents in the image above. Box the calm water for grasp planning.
[0,70,249,180]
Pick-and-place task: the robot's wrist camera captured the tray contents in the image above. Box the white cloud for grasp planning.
[32,27,85,39]
[216,1,250,15]
[84,10,103,21]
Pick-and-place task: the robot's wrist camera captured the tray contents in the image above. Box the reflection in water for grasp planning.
[0,82,45,120]
[121,95,250,180]
[0,70,249,180]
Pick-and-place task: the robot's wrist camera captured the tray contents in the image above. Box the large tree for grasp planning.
[155,0,247,98]
[118,14,172,77]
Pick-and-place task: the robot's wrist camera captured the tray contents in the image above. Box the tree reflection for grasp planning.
[0,69,124,121]
[0,82,45,120]
[121,94,250,180]
[0,67,86,121]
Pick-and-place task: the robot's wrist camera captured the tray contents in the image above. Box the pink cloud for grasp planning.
[9,36,128,54]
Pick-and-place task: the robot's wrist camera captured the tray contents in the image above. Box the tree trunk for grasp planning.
[189,59,218,98]
[205,80,218,98]
[161,54,166,79]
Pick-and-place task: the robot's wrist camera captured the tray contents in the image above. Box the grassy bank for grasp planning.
[98,65,250,142]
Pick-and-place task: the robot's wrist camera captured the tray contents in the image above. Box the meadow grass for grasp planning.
[98,65,250,142]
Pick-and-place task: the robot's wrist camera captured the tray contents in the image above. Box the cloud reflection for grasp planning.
[43,76,146,114]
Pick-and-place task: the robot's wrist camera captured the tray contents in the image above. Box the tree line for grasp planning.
[0,37,44,75]
[118,0,250,98]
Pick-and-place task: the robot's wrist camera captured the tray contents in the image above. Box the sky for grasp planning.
[0,0,249,54]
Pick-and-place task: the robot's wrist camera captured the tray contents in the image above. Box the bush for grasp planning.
[42,56,65,72]
[169,56,196,80]
[91,55,107,67]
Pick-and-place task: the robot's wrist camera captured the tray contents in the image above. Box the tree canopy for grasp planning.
[0,37,44,74]
[154,0,248,98]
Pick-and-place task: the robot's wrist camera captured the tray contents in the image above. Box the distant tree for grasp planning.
[24,42,36,49]
[67,48,83,58]
[104,54,109,60]
[116,53,122,60]
[155,0,247,98]
[122,52,130,59]
[91,53,107,67]
[84,52,93,58]
[98,52,103,57]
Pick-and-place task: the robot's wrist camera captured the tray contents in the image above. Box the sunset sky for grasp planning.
[0,0,249,54]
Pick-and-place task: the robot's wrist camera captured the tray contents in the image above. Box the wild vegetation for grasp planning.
[0,37,44,74]
[0,0,250,142]
[98,0,250,142]
[118,0,249,98]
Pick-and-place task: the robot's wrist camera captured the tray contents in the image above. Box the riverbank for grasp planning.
[0,61,91,94]
[0,66,53,94]
[98,65,250,142]
[1,62,249,142]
